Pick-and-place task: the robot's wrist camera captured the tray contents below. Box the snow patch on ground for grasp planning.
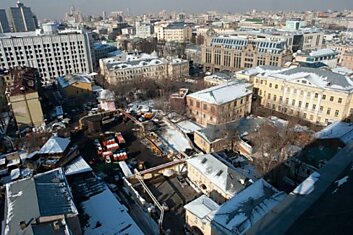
[332,176,349,194]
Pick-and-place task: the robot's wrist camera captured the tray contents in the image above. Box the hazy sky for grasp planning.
[1,0,353,20]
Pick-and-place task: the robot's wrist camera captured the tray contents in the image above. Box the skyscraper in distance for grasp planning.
[7,1,38,32]
[0,9,10,33]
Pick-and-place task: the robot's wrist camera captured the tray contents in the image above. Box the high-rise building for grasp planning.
[0,27,95,84]
[7,1,38,32]
[0,9,10,33]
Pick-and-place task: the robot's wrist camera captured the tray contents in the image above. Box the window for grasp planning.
[335,110,339,117]
[275,84,278,89]
[298,101,302,107]
[292,99,295,105]
[312,104,316,110]
[322,95,326,100]
[268,93,271,99]
[196,102,200,108]
[305,103,309,108]
[330,96,334,102]
[327,108,331,115]
[315,93,318,98]
[310,115,313,120]
[273,95,277,101]
[203,104,207,110]
[286,98,289,104]
[269,83,272,88]
[338,98,342,103]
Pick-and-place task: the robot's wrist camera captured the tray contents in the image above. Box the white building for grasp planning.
[135,22,154,38]
[285,20,307,31]
[100,52,189,85]
[0,27,95,84]
[155,22,192,42]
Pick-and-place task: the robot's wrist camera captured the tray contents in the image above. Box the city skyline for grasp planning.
[1,0,353,19]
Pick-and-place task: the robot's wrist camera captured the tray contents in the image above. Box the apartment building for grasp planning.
[155,22,192,42]
[186,80,252,127]
[0,27,95,84]
[341,51,353,70]
[325,42,353,64]
[135,22,154,38]
[239,66,353,125]
[202,34,293,73]
[100,52,189,85]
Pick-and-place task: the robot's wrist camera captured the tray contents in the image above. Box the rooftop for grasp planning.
[184,194,220,220]
[5,168,78,235]
[57,74,92,88]
[187,153,248,196]
[39,135,70,154]
[211,179,286,235]
[187,80,252,105]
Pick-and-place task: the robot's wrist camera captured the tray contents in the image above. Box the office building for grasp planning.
[7,1,38,32]
[0,27,95,84]
[202,32,293,73]
[0,9,10,33]
[186,80,253,126]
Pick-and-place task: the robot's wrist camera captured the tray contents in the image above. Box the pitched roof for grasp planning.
[211,179,286,235]
[5,168,78,235]
[187,81,252,105]
[187,153,247,196]
[39,136,70,154]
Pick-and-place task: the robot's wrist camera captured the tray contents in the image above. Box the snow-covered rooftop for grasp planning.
[81,185,144,235]
[39,136,71,154]
[64,156,92,176]
[187,81,252,105]
[57,73,92,88]
[315,121,353,144]
[159,120,193,153]
[292,171,320,195]
[211,179,286,235]
[184,195,220,220]
[187,154,247,196]
[176,120,203,134]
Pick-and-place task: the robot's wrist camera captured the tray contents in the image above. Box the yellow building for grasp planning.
[187,153,247,204]
[57,74,93,98]
[4,67,44,127]
[238,66,353,125]
[186,81,253,127]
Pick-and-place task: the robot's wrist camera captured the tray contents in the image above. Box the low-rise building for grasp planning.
[184,178,286,235]
[204,71,235,86]
[194,117,266,154]
[186,80,252,126]
[341,51,353,70]
[6,67,44,127]
[240,66,353,125]
[57,73,93,98]
[169,88,189,113]
[187,153,249,204]
[294,48,338,68]
[98,89,116,111]
[100,52,189,85]
[4,168,81,235]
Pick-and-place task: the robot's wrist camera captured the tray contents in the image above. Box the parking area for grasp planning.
[137,174,201,235]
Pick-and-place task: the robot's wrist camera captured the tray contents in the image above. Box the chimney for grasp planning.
[53,221,60,230]
[19,221,27,230]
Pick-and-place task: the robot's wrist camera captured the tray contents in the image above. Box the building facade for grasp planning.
[156,22,192,42]
[202,34,293,73]
[0,9,10,33]
[186,81,253,126]
[0,29,95,84]
[7,1,38,32]
[342,51,353,70]
[6,67,45,127]
[100,53,189,85]
[240,66,353,125]
[294,48,338,68]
